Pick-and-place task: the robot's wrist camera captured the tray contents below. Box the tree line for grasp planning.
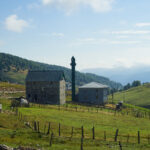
[123,80,141,91]
[0,53,122,89]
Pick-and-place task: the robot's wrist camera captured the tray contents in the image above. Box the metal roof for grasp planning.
[26,70,65,82]
[79,82,109,89]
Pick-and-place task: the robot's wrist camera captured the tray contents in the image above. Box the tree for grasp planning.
[123,83,131,90]
[132,80,141,87]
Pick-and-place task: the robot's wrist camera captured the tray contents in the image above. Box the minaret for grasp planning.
[70,56,76,102]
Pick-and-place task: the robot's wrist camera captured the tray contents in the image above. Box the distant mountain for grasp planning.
[0,53,122,89]
[82,65,150,85]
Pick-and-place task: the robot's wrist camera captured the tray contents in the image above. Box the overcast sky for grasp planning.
[1,0,150,70]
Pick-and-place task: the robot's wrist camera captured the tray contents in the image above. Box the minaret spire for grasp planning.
[70,56,76,101]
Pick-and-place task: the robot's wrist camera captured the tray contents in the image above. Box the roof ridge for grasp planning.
[79,82,109,88]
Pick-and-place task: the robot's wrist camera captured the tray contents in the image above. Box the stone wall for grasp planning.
[78,88,108,105]
[26,80,66,104]
[59,80,66,105]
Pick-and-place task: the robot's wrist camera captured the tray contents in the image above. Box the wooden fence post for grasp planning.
[114,129,119,142]
[49,132,53,147]
[34,121,37,131]
[92,126,95,140]
[47,122,50,135]
[81,126,84,138]
[81,137,83,150]
[119,141,122,150]
[138,131,140,144]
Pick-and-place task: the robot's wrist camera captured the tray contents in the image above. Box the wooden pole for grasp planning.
[92,126,95,140]
[49,132,53,147]
[47,122,50,135]
[34,121,37,131]
[119,141,122,150]
[81,126,84,138]
[81,137,83,150]
[114,129,119,142]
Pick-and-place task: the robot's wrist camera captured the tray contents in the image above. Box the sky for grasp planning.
[1,0,150,70]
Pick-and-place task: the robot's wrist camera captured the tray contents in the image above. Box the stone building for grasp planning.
[25,70,66,105]
[78,82,109,105]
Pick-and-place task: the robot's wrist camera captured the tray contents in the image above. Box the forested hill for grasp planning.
[0,53,122,89]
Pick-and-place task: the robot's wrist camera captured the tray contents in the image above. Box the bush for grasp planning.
[11,100,20,107]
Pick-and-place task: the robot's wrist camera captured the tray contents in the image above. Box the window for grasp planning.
[28,94,31,98]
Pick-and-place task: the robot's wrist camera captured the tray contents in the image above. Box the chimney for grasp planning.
[70,56,76,101]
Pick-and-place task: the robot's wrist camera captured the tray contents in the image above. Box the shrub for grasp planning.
[11,100,20,107]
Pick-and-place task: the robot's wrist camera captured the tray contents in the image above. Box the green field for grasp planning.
[1,82,150,149]
[110,83,150,109]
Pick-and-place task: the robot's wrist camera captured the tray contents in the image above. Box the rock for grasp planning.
[0,144,13,150]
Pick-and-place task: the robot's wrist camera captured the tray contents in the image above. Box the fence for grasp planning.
[14,108,150,150]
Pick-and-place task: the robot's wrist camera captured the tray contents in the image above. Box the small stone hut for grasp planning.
[25,70,66,105]
[78,82,109,105]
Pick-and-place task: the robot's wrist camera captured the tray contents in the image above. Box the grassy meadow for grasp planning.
[0,82,150,149]
[110,83,150,108]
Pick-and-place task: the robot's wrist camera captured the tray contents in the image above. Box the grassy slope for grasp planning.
[1,82,150,149]
[111,83,150,108]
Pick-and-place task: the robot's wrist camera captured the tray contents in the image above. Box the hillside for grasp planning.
[0,53,122,89]
[111,83,150,108]
[1,82,150,149]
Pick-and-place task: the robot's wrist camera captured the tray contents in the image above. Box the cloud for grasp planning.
[5,14,29,32]
[51,32,64,38]
[114,58,134,68]
[110,40,140,44]
[111,30,150,35]
[28,3,41,9]
[116,35,129,39]
[136,23,150,27]
[41,0,115,14]
[76,38,107,45]
[72,37,140,46]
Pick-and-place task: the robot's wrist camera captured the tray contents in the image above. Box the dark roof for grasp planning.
[79,82,109,89]
[26,70,65,82]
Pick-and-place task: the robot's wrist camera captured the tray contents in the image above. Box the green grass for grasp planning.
[1,98,150,149]
[0,82,25,91]
[109,83,150,109]
[1,82,150,149]
[6,71,27,84]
